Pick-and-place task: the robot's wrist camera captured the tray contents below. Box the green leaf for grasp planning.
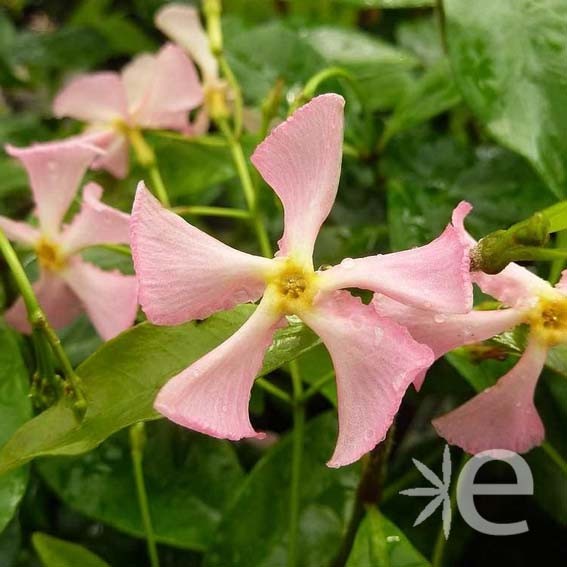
[346,508,431,567]
[383,128,554,250]
[335,0,435,7]
[204,412,360,567]
[304,26,419,111]
[444,0,567,197]
[0,305,319,474]
[39,421,244,551]
[32,533,110,567]
[0,323,32,532]
[382,59,462,145]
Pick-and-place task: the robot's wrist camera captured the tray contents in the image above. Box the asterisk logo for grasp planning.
[400,445,453,539]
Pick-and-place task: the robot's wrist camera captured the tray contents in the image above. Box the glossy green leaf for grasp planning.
[0,323,32,532]
[0,306,320,474]
[204,413,360,567]
[445,0,567,197]
[346,508,431,567]
[39,421,244,551]
[32,533,110,567]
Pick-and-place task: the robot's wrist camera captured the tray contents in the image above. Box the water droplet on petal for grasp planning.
[222,404,229,413]
[434,314,447,324]
[463,326,473,337]
[424,301,433,309]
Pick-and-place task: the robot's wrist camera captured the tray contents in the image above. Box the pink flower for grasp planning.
[155,4,224,133]
[53,43,204,178]
[374,203,564,455]
[130,94,473,467]
[0,140,138,340]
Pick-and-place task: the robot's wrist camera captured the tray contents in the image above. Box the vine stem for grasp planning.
[541,441,567,476]
[0,227,86,416]
[172,205,251,220]
[288,359,305,567]
[217,118,272,258]
[130,423,160,567]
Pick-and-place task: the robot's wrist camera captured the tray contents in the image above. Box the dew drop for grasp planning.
[423,301,433,309]
[463,326,473,338]
[386,535,400,544]
[434,314,447,324]
[222,404,229,413]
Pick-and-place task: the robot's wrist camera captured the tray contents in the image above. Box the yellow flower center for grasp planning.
[265,259,319,316]
[528,293,567,347]
[36,237,66,272]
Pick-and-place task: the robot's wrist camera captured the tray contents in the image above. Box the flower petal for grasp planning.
[89,132,130,179]
[301,291,434,468]
[251,94,345,264]
[53,72,128,123]
[155,3,219,81]
[130,182,272,325]
[123,43,203,130]
[0,216,39,246]
[63,258,137,341]
[433,336,546,454]
[4,272,82,333]
[154,300,284,439]
[319,203,474,313]
[556,269,567,292]
[60,183,131,254]
[473,263,550,308]
[6,140,100,237]
[374,294,526,389]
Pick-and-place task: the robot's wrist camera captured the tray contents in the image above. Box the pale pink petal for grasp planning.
[90,133,130,179]
[4,272,82,333]
[473,263,550,308]
[130,182,272,325]
[186,107,210,136]
[62,258,137,341]
[0,216,39,246]
[301,291,434,468]
[556,269,567,292]
[374,294,527,389]
[154,300,284,439]
[319,203,474,314]
[6,141,100,237]
[53,72,128,123]
[60,183,130,254]
[251,94,345,264]
[155,4,219,81]
[124,43,203,130]
[433,336,547,454]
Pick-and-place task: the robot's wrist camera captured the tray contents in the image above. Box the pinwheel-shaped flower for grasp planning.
[0,140,137,340]
[53,43,203,178]
[131,94,473,467]
[375,204,563,455]
[155,3,225,130]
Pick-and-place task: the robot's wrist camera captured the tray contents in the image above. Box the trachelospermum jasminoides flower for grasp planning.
[155,3,229,125]
[53,43,203,178]
[374,203,567,455]
[0,140,137,340]
[130,94,474,467]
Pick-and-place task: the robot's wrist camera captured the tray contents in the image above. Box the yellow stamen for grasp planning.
[528,293,567,347]
[264,258,319,316]
[36,237,66,272]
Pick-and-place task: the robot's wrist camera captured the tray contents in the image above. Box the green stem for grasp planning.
[219,55,244,138]
[288,359,305,567]
[171,205,251,220]
[217,118,272,258]
[130,423,160,567]
[300,370,335,402]
[0,228,86,416]
[129,129,171,207]
[148,164,170,208]
[256,377,292,404]
[541,441,567,476]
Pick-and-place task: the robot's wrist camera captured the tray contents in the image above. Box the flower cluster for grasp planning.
[1,2,560,468]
